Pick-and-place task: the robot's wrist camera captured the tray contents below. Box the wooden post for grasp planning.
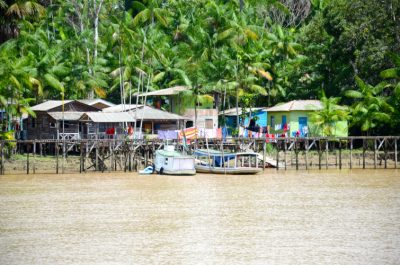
[362,139,366,169]
[84,141,88,172]
[349,139,353,169]
[295,139,299,170]
[95,142,99,171]
[384,138,387,169]
[276,141,279,170]
[33,140,36,174]
[284,140,287,170]
[374,138,377,169]
[339,140,342,169]
[80,141,83,173]
[26,143,30,174]
[262,141,267,170]
[62,140,65,174]
[395,138,398,169]
[305,139,308,170]
[0,141,4,175]
[318,140,322,170]
[109,141,113,172]
[325,140,328,169]
[56,142,59,174]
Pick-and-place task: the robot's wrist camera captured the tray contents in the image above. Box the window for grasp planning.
[205,119,213,129]
[59,121,70,129]
[282,115,287,125]
[270,116,275,127]
[31,118,36,128]
[50,122,56,128]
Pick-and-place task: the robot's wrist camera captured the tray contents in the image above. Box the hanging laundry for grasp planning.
[216,128,222,139]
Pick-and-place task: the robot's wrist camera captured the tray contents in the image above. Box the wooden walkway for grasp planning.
[0,136,399,174]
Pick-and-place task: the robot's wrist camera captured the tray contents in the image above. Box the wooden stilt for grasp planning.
[349,139,353,169]
[0,141,4,175]
[318,141,322,170]
[56,142,59,174]
[395,139,398,169]
[362,139,366,169]
[295,140,299,170]
[384,138,387,169]
[95,142,99,171]
[33,140,36,174]
[110,141,113,172]
[339,141,342,170]
[62,140,65,174]
[284,140,287,170]
[305,139,308,170]
[374,139,377,169]
[80,142,83,173]
[262,141,266,171]
[26,143,30,174]
[276,141,279,170]
[325,140,328,169]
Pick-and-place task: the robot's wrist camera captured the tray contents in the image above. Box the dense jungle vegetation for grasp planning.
[0,0,399,135]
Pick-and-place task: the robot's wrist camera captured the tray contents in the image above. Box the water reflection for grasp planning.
[0,169,399,264]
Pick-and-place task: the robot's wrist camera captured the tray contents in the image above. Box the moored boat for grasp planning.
[194,149,262,174]
[155,146,196,175]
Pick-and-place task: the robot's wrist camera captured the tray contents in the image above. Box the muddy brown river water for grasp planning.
[0,169,399,265]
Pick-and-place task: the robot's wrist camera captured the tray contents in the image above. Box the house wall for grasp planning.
[268,110,348,137]
[223,110,267,135]
[183,108,218,130]
[26,112,81,140]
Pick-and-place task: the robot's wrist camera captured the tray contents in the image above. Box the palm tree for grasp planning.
[380,52,400,96]
[0,0,45,42]
[345,76,394,134]
[310,91,348,136]
[131,0,171,27]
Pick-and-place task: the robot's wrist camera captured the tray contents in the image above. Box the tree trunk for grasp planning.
[236,86,239,135]
[239,0,244,12]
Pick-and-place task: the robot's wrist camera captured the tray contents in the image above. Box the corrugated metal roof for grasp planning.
[31,100,73,111]
[78,99,115,107]
[102,104,143,112]
[48,112,84,121]
[219,107,265,116]
[135,86,190,96]
[81,112,135,123]
[265,100,323,112]
[129,106,192,121]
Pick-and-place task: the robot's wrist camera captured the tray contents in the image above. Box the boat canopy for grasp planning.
[194,149,257,167]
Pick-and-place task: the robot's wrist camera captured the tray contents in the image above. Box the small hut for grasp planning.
[79,112,136,139]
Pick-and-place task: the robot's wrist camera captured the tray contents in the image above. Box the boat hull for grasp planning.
[155,168,196,175]
[195,165,262,174]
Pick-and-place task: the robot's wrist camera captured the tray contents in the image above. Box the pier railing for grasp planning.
[0,136,399,175]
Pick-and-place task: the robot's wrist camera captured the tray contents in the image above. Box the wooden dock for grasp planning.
[0,136,399,175]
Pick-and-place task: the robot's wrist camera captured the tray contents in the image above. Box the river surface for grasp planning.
[0,169,399,265]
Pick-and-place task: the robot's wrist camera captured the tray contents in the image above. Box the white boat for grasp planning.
[139,165,155,175]
[194,149,262,174]
[155,146,196,175]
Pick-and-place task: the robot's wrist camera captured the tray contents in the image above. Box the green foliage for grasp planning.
[0,0,398,136]
[310,91,348,136]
